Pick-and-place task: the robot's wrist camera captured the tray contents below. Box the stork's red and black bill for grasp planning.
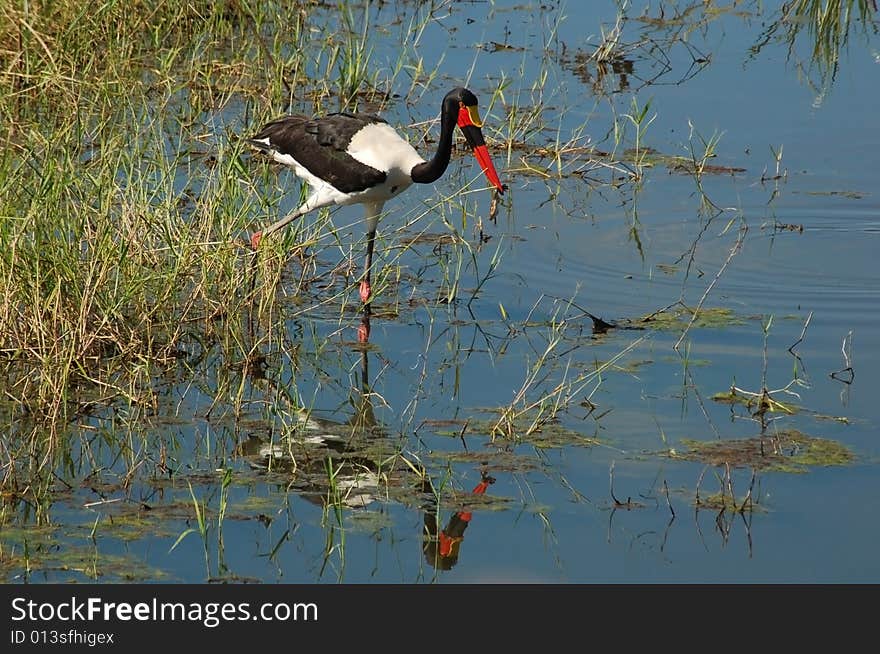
[457,104,505,194]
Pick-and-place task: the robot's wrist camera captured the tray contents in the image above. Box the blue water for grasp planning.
[5,1,879,584]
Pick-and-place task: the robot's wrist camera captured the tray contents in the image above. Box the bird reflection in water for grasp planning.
[422,472,495,571]
[239,345,494,571]
[239,348,386,509]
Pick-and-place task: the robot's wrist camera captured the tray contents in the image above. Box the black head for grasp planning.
[446,87,504,193]
[444,87,479,112]
[411,86,504,193]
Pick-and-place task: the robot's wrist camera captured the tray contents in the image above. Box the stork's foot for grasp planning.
[250,231,263,250]
[359,280,372,304]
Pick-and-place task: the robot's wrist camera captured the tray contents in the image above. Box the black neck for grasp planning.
[410,101,457,184]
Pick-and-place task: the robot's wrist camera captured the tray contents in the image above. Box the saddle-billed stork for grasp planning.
[246,87,505,314]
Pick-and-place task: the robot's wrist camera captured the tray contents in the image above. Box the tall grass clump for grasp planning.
[0,0,338,501]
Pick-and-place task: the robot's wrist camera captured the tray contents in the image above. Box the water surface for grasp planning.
[3,0,878,584]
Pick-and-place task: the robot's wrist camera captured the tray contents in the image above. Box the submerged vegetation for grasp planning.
[0,0,875,581]
[676,429,854,473]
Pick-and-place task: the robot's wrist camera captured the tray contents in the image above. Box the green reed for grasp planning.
[0,1,418,501]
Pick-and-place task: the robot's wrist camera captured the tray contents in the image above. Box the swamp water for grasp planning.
[1,1,878,583]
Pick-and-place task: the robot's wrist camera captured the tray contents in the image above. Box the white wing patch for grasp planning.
[347,123,425,176]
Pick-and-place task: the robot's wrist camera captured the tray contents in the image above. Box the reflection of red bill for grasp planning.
[459,477,493,522]
[473,144,504,194]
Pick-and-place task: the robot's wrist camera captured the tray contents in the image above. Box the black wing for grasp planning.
[248,113,387,194]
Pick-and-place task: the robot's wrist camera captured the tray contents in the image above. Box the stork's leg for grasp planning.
[357,233,374,341]
[356,203,383,344]
[357,237,373,344]
[357,240,374,343]
[250,191,334,250]
[359,227,376,306]
[358,202,384,310]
